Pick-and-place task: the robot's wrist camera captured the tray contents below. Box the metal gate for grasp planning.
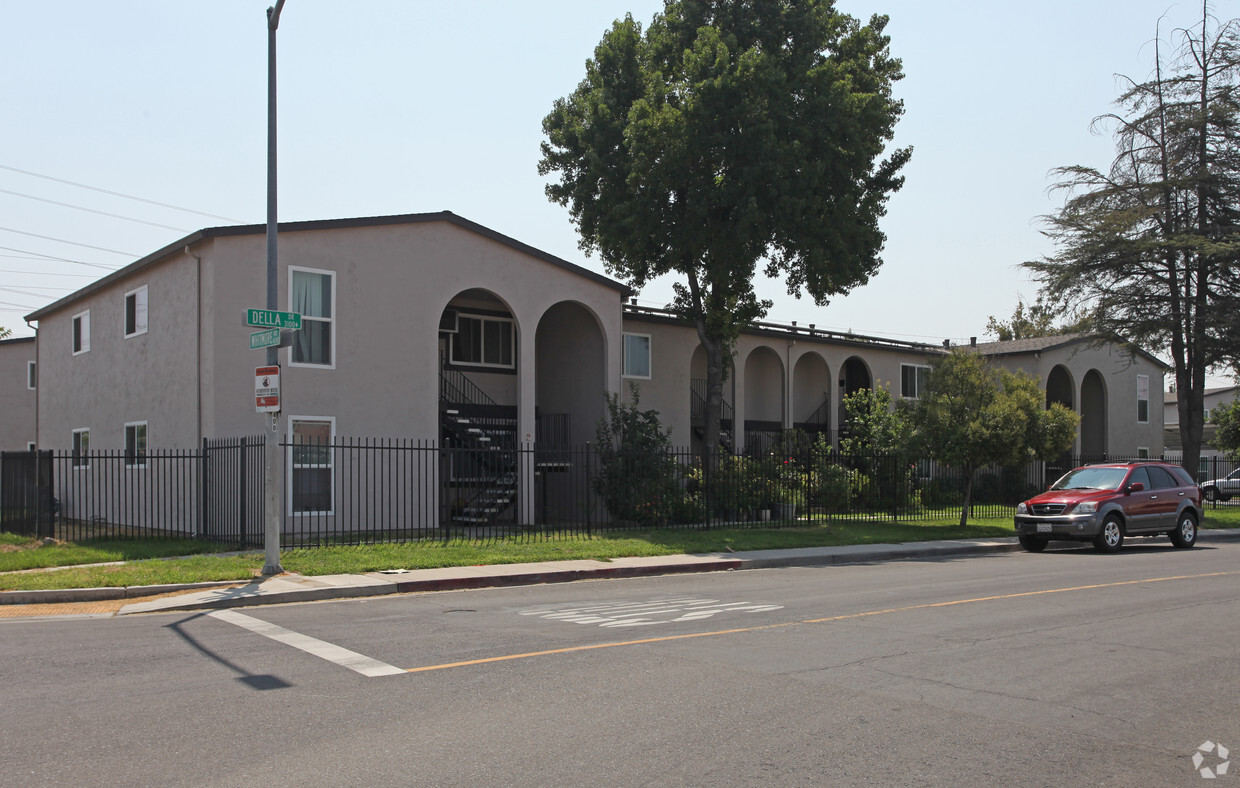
[0,450,55,538]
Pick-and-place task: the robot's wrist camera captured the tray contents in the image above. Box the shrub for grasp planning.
[592,385,682,525]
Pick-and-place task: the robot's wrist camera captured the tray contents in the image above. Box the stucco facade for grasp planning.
[20,211,1172,532]
[0,337,37,451]
[28,212,628,452]
[974,335,1168,459]
[620,308,943,452]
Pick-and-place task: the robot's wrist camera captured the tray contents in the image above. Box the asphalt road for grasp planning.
[3,540,1239,786]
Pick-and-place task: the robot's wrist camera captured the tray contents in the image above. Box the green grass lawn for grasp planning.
[1,505,1235,593]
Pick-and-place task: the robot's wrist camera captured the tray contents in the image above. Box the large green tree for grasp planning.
[1026,4,1240,476]
[916,350,1078,527]
[540,0,910,457]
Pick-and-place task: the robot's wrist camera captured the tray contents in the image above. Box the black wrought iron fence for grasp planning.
[6,435,1232,547]
[1,437,264,545]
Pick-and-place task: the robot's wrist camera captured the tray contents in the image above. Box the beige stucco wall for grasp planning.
[34,217,625,450]
[197,220,623,444]
[982,341,1166,458]
[0,338,37,450]
[34,257,202,450]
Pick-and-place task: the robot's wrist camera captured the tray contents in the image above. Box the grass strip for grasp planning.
[1,507,1236,592]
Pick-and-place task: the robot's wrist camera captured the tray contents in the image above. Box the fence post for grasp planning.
[201,438,210,542]
[239,440,248,549]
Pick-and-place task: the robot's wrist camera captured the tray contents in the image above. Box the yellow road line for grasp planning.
[406,570,1240,674]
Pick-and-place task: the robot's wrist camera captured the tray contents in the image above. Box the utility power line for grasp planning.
[0,187,191,232]
[0,246,119,270]
[0,228,136,257]
[0,163,244,223]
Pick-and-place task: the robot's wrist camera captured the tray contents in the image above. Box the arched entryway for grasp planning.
[1044,364,1077,477]
[838,356,872,439]
[437,289,522,524]
[1080,369,1108,459]
[535,301,605,450]
[792,352,831,437]
[743,346,784,454]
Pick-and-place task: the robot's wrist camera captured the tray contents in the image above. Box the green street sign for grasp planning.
[246,308,301,330]
[250,328,281,350]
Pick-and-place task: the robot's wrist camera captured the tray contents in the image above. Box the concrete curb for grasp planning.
[0,580,243,606]
[4,529,1238,613]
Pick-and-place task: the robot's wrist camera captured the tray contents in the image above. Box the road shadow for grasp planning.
[165,612,292,691]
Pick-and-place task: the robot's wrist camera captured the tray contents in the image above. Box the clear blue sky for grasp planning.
[0,0,1225,369]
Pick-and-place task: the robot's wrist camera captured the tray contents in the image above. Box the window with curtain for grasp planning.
[125,422,147,468]
[623,333,651,378]
[72,428,90,468]
[290,268,334,367]
[125,285,148,338]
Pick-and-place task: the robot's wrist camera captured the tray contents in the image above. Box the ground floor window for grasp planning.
[125,422,147,468]
[291,417,334,514]
[72,428,90,468]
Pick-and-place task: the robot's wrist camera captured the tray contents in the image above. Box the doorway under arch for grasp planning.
[1080,369,1108,459]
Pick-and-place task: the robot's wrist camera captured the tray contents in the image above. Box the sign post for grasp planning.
[261,0,287,577]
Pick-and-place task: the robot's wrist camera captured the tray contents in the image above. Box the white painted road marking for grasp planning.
[208,609,405,677]
[519,597,784,628]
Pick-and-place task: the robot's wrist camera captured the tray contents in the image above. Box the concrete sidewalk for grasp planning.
[4,530,1238,618]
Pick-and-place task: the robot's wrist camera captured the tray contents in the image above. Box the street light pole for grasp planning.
[262,0,287,576]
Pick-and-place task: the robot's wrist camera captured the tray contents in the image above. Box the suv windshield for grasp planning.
[1050,466,1128,491]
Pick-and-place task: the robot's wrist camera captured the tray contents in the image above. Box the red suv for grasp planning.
[1014,461,1202,553]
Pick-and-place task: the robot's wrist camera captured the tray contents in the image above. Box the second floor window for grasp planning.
[72,311,90,355]
[1137,375,1150,423]
[125,285,148,338]
[623,333,651,378]
[901,364,930,399]
[451,314,514,369]
[290,268,334,367]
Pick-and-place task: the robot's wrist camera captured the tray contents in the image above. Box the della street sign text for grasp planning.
[246,308,301,330]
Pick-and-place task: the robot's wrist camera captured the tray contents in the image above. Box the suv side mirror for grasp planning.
[1126,481,1145,494]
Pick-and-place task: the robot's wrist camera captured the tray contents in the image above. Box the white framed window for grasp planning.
[124,285,148,338]
[623,333,651,379]
[72,428,90,468]
[289,417,334,514]
[124,421,148,468]
[450,313,515,369]
[1136,375,1150,423]
[901,364,930,399]
[26,361,36,390]
[289,267,335,368]
[72,310,90,355]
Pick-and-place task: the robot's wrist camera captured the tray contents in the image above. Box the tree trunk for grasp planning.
[959,468,975,529]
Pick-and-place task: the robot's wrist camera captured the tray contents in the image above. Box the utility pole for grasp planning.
[262,0,287,576]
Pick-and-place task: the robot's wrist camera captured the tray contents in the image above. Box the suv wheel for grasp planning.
[1019,534,1049,552]
[1094,516,1124,553]
[1169,512,1198,549]
[1204,487,1219,503]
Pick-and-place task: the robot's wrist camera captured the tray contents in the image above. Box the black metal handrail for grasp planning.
[439,352,499,408]
[690,378,734,424]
